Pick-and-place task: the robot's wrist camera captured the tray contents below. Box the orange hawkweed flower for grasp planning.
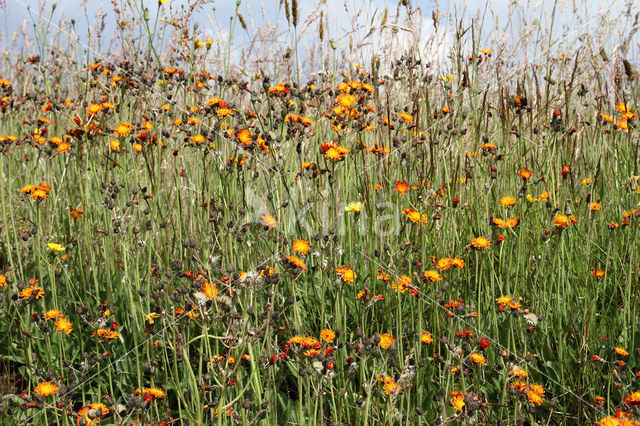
[54,316,73,334]
[378,333,395,349]
[470,352,487,365]
[336,93,356,109]
[292,239,311,255]
[114,123,133,137]
[395,181,410,194]
[336,265,356,283]
[423,270,441,282]
[614,347,629,356]
[19,285,45,299]
[216,108,233,117]
[135,387,166,400]
[70,208,84,219]
[470,236,492,248]
[553,214,570,228]
[519,169,532,180]
[286,255,307,270]
[450,392,465,411]
[261,214,277,228]
[268,84,290,95]
[499,195,516,207]
[421,332,433,344]
[289,335,320,347]
[34,381,59,396]
[86,103,102,116]
[590,202,601,211]
[320,329,335,343]
[43,309,61,320]
[624,391,640,405]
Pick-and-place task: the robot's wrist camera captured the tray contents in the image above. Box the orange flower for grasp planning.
[378,333,396,349]
[86,103,102,116]
[519,169,532,180]
[450,392,465,411]
[336,265,356,283]
[614,347,629,356]
[43,309,61,320]
[216,108,233,117]
[19,285,45,299]
[553,214,570,228]
[423,270,441,282]
[421,332,433,344]
[470,236,492,248]
[469,352,487,365]
[261,214,277,228]
[336,93,356,109]
[320,329,335,343]
[292,239,311,255]
[499,195,516,207]
[34,381,59,396]
[286,255,307,270]
[113,122,133,137]
[289,335,320,347]
[70,208,85,219]
[54,316,73,334]
[624,391,640,405]
[395,181,410,194]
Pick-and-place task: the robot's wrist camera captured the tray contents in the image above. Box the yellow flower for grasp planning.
[47,243,65,254]
[345,202,364,213]
[145,312,161,324]
[421,332,433,344]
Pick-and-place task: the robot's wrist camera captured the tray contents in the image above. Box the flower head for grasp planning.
[292,239,311,255]
[34,381,59,397]
[499,195,516,207]
[47,243,65,255]
[320,329,335,343]
[470,236,492,248]
[345,202,364,213]
[54,316,73,334]
[378,333,396,349]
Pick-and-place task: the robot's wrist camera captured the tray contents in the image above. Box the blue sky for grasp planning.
[1,0,634,72]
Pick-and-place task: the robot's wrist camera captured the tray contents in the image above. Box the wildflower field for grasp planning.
[1,0,640,424]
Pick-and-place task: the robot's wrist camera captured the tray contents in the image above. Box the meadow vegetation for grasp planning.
[1,0,640,424]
